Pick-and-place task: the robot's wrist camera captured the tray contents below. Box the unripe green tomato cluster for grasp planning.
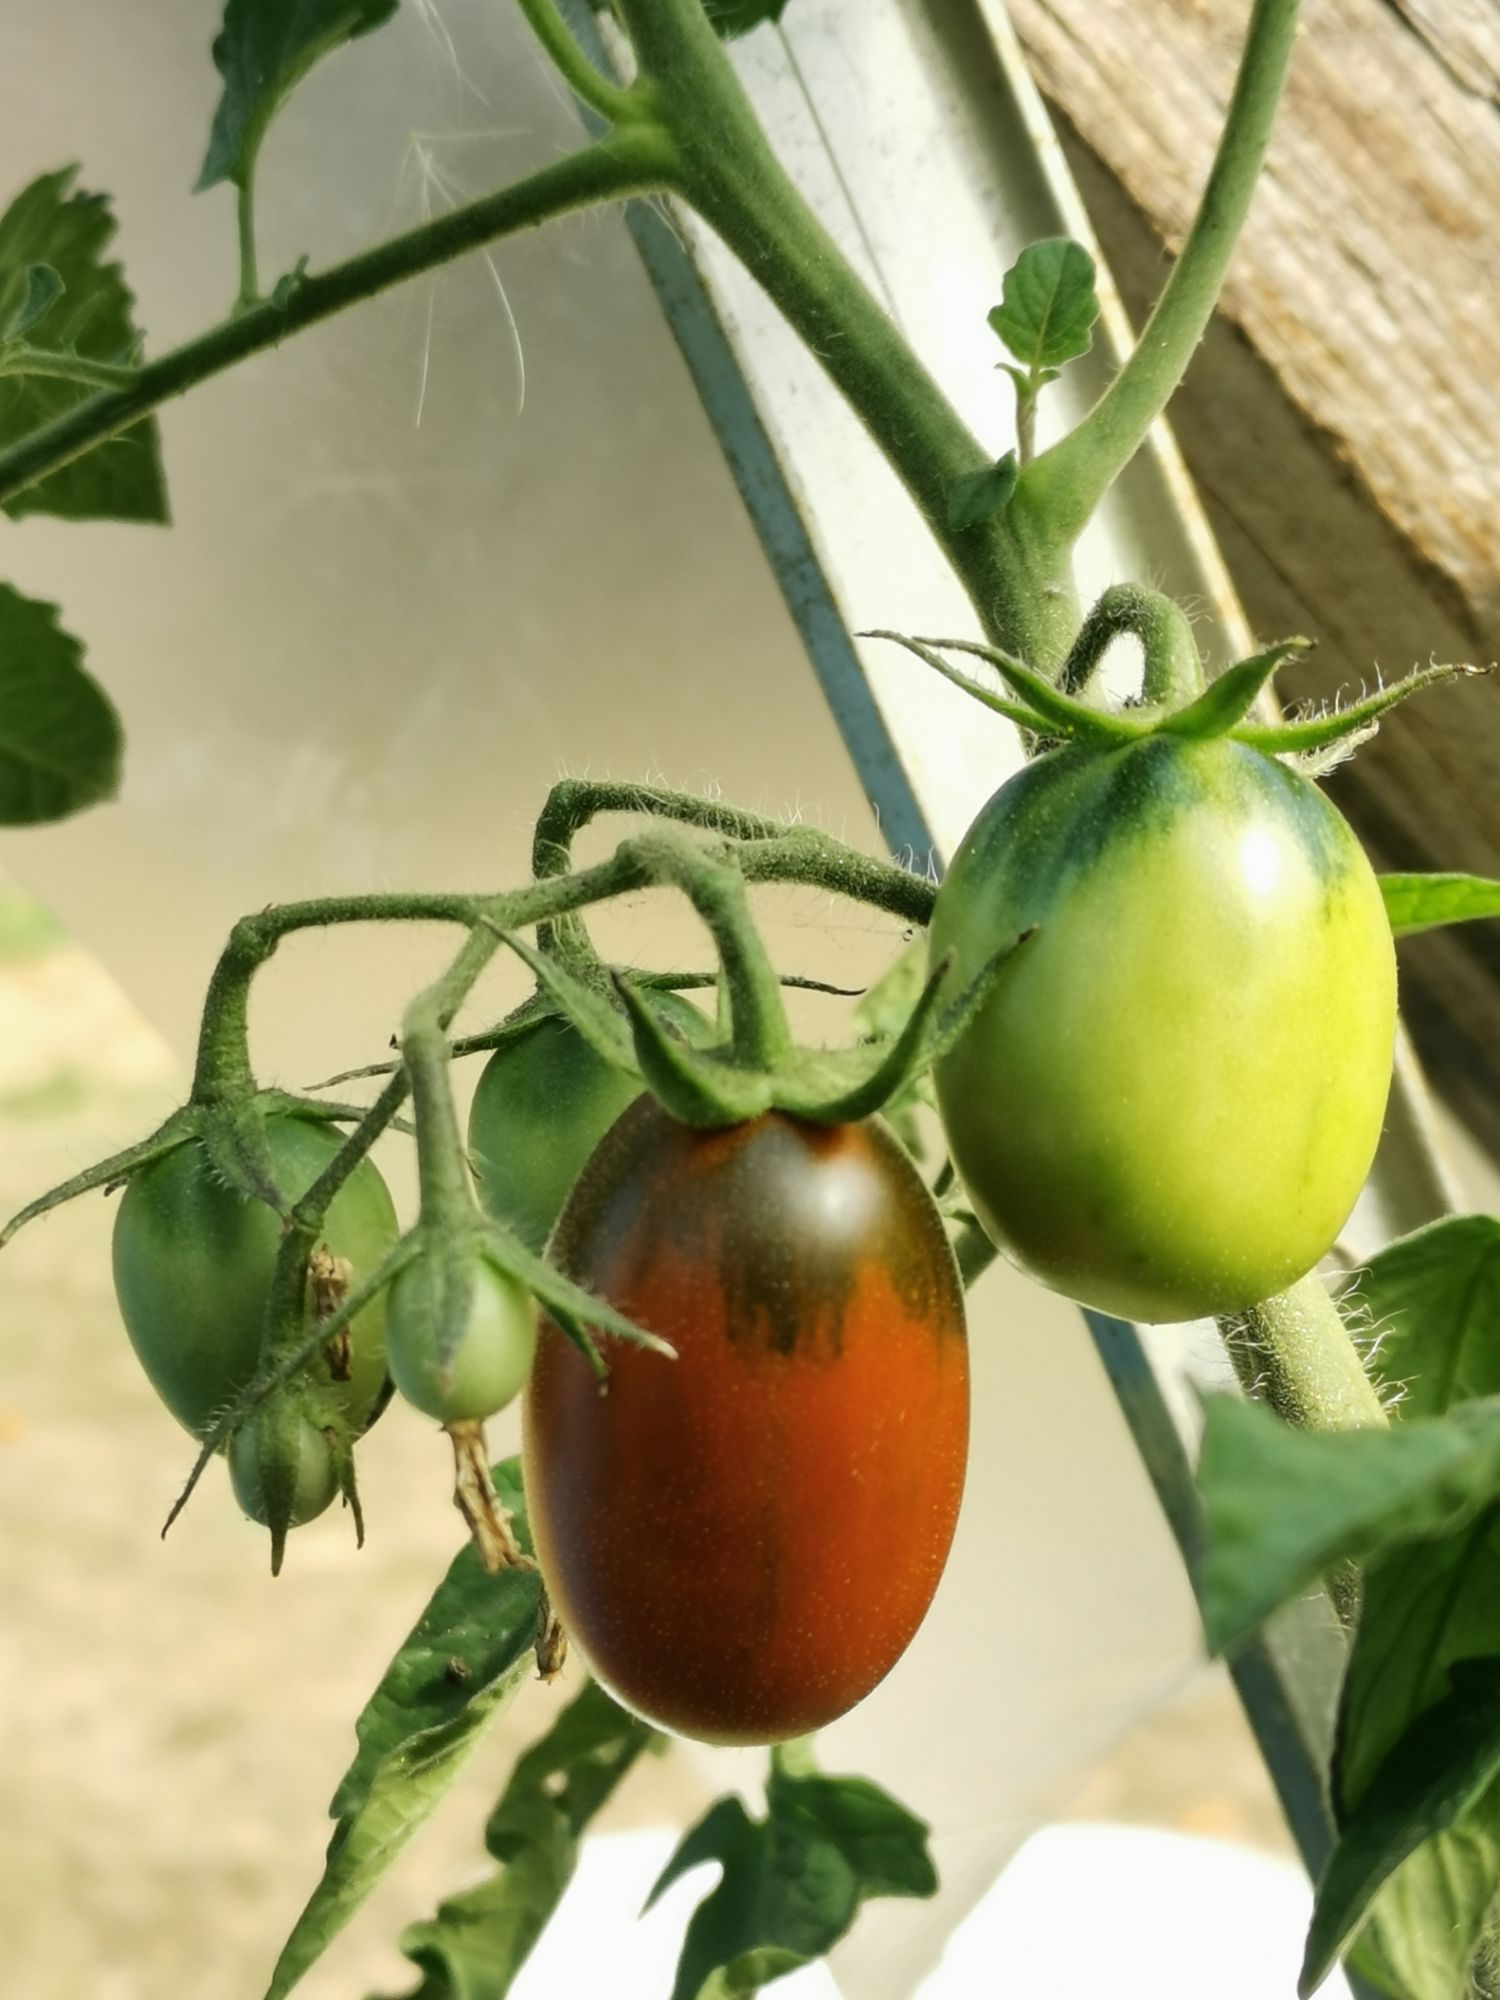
[930,734,1397,1324]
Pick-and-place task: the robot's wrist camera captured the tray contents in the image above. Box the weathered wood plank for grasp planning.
[1007,0,1498,622]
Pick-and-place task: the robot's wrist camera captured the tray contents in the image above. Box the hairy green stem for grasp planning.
[235,179,261,312]
[403,929,502,1224]
[1220,1273,1387,1434]
[1061,583,1204,705]
[0,131,676,507]
[1018,0,1303,556]
[518,0,641,124]
[633,830,794,1070]
[610,0,1067,664]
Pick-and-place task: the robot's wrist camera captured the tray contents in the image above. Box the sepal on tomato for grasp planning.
[227,1387,348,1575]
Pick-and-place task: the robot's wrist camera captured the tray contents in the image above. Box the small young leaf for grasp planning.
[0,583,121,824]
[1301,1658,1500,1996]
[946,452,1019,533]
[1380,873,1500,939]
[261,1463,542,2000]
[1,262,64,338]
[384,1680,661,1999]
[1196,1392,1500,1656]
[656,1757,936,2000]
[0,168,166,524]
[703,0,791,39]
[988,239,1099,373]
[197,0,401,193]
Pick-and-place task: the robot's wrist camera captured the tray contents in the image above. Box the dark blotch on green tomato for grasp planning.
[386,1258,537,1423]
[111,1115,399,1440]
[930,735,1397,1324]
[523,1098,969,1746]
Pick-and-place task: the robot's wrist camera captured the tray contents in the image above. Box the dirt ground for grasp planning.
[0,904,1288,2000]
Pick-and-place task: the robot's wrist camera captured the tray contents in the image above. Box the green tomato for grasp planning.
[930,735,1396,1323]
[468,994,709,1253]
[228,1409,340,1527]
[111,1114,399,1440]
[386,1257,537,1423]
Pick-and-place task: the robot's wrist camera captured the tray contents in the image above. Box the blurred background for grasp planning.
[1,3,1493,1997]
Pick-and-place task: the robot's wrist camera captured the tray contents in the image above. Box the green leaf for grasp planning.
[946,452,1019,533]
[1350,1215,1500,1418]
[1301,1658,1500,1996]
[1380,873,1500,939]
[382,1680,661,2000]
[198,0,401,193]
[703,0,790,39]
[262,1463,543,2000]
[1307,1222,1500,2000]
[0,168,166,524]
[1335,1527,1500,2000]
[987,239,1099,374]
[0,583,121,824]
[655,1757,936,2000]
[1195,1393,1500,1656]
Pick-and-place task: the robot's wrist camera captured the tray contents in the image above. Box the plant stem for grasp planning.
[518,0,641,124]
[0,131,676,508]
[1017,0,1303,558]
[402,928,501,1223]
[1220,1273,1387,1434]
[1061,584,1204,704]
[236,179,261,311]
[612,0,1068,666]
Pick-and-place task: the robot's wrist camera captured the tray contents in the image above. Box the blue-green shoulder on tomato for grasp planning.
[929,734,1396,1323]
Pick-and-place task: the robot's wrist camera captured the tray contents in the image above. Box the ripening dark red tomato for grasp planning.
[522,1098,968,1745]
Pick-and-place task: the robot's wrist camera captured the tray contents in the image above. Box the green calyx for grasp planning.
[500,922,1035,1132]
[872,611,1491,764]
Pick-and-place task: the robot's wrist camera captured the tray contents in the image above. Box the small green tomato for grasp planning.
[228,1411,341,1528]
[386,1257,538,1423]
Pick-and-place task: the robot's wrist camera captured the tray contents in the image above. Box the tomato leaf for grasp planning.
[0,583,121,824]
[1348,1215,1500,1418]
[1306,1221,1500,2000]
[1195,1392,1500,1657]
[377,1680,660,1999]
[1380,872,1500,938]
[653,1756,937,2000]
[261,1463,542,2000]
[945,452,1018,533]
[987,239,1099,374]
[703,0,791,39]
[1301,1657,1500,1996]
[197,0,401,193]
[0,168,167,524]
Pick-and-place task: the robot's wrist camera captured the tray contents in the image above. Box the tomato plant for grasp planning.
[110,1111,398,1440]
[523,1097,968,1744]
[930,734,1397,1323]
[3,0,1498,1993]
